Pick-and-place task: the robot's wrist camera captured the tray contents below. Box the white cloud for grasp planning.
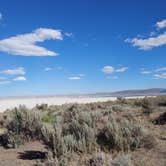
[0,28,63,56]
[13,76,26,81]
[44,67,52,71]
[115,67,128,72]
[154,73,166,79]
[68,76,82,80]
[102,66,128,74]
[141,71,151,74]
[126,32,166,50]
[156,19,166,29]
[0,67,25,75]
[155,67,166,72]
[126,19,166,50]
[102,66,114,74]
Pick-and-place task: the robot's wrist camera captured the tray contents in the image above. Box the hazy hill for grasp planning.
[93,88,166,97]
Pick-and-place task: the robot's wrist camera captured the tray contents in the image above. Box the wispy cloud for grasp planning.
[44,67,52,71]
[0,67,25,75]
[0,28,63,56]
[13,76,26,81]
[68,74,85,80]
[141,71,151,74]
[102,66,128,74]
[115,67,128,72]
[106,76,119,79]
[154,73,166,79]
[68,76,82,80]
[64,32,73,37]
[156,19,166,29]
[155,67,166,72]
[0,81,11,85]
[0,13,2,21]
[150,31,157,37]
[79,74,85,77]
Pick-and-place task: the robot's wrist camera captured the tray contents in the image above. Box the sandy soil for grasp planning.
[0,96,146,113]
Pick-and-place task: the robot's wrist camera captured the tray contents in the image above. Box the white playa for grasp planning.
[0,96,146,112]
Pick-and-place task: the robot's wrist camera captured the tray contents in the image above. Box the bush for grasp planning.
[41,105,97,162]
[111,105,131,113]
[88,152,105,166]
[97,115,145,151]
[111,155,132,166]
[1,105,43,147]
[42,114,57,123]
[116,97,128,104]
[141,98,154,112]
[153,111,166,125]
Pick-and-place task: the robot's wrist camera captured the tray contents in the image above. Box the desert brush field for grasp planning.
[0,96,165,166]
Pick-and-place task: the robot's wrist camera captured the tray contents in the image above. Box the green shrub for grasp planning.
[42,114,57,123]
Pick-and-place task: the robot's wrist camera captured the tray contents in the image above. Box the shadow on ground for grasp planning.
[18,150,46,160]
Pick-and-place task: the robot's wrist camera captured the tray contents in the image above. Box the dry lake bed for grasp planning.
[0,96,147,112]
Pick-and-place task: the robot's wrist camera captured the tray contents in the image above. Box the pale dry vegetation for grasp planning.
[0,96,166,165]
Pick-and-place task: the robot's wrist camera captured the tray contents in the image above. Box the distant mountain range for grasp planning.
[93,88,166,97]
[1,88,166,99]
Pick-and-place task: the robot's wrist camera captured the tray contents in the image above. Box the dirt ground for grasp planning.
[0,141,46,166]
[131,112,166,166]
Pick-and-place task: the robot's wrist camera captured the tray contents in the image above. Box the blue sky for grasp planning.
[0,0,166,96]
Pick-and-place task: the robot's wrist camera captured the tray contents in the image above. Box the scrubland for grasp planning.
[0,96,166,166]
